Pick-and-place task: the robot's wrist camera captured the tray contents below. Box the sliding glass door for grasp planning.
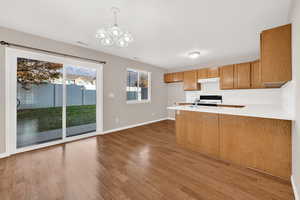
[65,66,97,137]
[16,58,64,148]
[6,48,103,152]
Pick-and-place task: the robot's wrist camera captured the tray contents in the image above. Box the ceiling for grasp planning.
[0,0,292,68]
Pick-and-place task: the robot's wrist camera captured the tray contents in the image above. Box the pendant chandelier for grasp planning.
[96,7,133,48]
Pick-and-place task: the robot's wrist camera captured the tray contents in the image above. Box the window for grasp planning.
[126,68,151,103]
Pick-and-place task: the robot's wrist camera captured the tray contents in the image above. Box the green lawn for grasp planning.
[17,105,96,132]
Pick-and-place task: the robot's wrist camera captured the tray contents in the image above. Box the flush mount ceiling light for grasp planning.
[188,51,201,59]
[96,7,133,48]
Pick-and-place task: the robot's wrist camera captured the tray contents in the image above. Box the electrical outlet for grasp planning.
[152,113,155,116]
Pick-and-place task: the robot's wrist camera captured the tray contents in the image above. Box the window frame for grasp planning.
[126,68,151,104]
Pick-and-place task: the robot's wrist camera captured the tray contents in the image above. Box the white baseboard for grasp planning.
[167,117,175,120]
[292,175,300,200]
[0,152,10,159]
[102,118,169,135]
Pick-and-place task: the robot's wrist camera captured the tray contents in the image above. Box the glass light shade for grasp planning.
[110,25,123,37]
[123,32,133,42]
[101,37,114,46]
[188,51,201,59]
[95,29,107,39]
[116,38,128,47]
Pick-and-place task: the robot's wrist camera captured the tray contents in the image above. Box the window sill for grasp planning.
[126,100,151,104]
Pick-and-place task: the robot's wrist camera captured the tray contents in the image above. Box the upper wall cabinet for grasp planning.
[234,62,251,89]
[197,67,220,79]
[173,72,184,82]
[207,67,220,78]
[220,65,234,90]
[260,24,292,87]
[251,60,264,89]
[184,70,201,91]
[164,72,183,83]
[164,73,173,83]
[197,68,208,79]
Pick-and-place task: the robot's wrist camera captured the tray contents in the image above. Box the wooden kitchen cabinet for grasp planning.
[173,72,183,82]
[164,72,183,83]
[234,62,251,89]
[175,111,292,180]
[164,73,173,83]
[219,114,291,179]
[176,111,219,157]
[197,68,208,79]
[220,65,234,90]
[251,60,264,89]
[260,24,292,87]
[183,70,200,91]
[207,67,219,78]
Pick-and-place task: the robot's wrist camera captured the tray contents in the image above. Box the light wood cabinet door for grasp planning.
[220,65,234,90]
[219,114,291,180]
[200,113,220,157]
[234,62,251,89]
[197,68,208,79]
[175,110,188,145]
[176,111,219,157]
[173,72,183,82]
[251,60,264,89]
[183,70,200,91]
[261,24,292,87]
[207,67,219,78]
[164,73,173,83]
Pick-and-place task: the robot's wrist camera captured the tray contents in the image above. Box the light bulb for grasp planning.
[110,25,122,37]
[116,38,128,47]
[96,29,107,39]
[123,32,133,42]
[101,37,113,46]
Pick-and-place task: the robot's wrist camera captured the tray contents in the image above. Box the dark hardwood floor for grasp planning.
[0,120,294,200]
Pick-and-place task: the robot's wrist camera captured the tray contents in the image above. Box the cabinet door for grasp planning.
[234,62,251,89]
[164,73,173,83]
[207,67,219,78]
[219,115,256,168]
[197,68,208,79]
[251,60,263,89]
[173,72,183,82]
[175,111,219,158]
[220,114,291,180]
[175,110,188,145]
[200,113,220,157]
[183,70,200,91]
[220,65,234,90]
[261,24,292,87]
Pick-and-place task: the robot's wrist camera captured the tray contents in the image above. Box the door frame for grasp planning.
[5,47,103,154]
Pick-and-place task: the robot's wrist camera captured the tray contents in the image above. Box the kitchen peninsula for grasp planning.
[168,104,292,180]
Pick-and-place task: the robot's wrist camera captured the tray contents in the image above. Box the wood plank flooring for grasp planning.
[0,120,294,200]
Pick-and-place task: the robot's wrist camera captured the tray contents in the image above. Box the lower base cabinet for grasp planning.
[175,111,291,180]
[176,111,219,157]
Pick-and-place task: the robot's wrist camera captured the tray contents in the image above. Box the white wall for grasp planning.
[167,82,185,119]
[290,0,300,198]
